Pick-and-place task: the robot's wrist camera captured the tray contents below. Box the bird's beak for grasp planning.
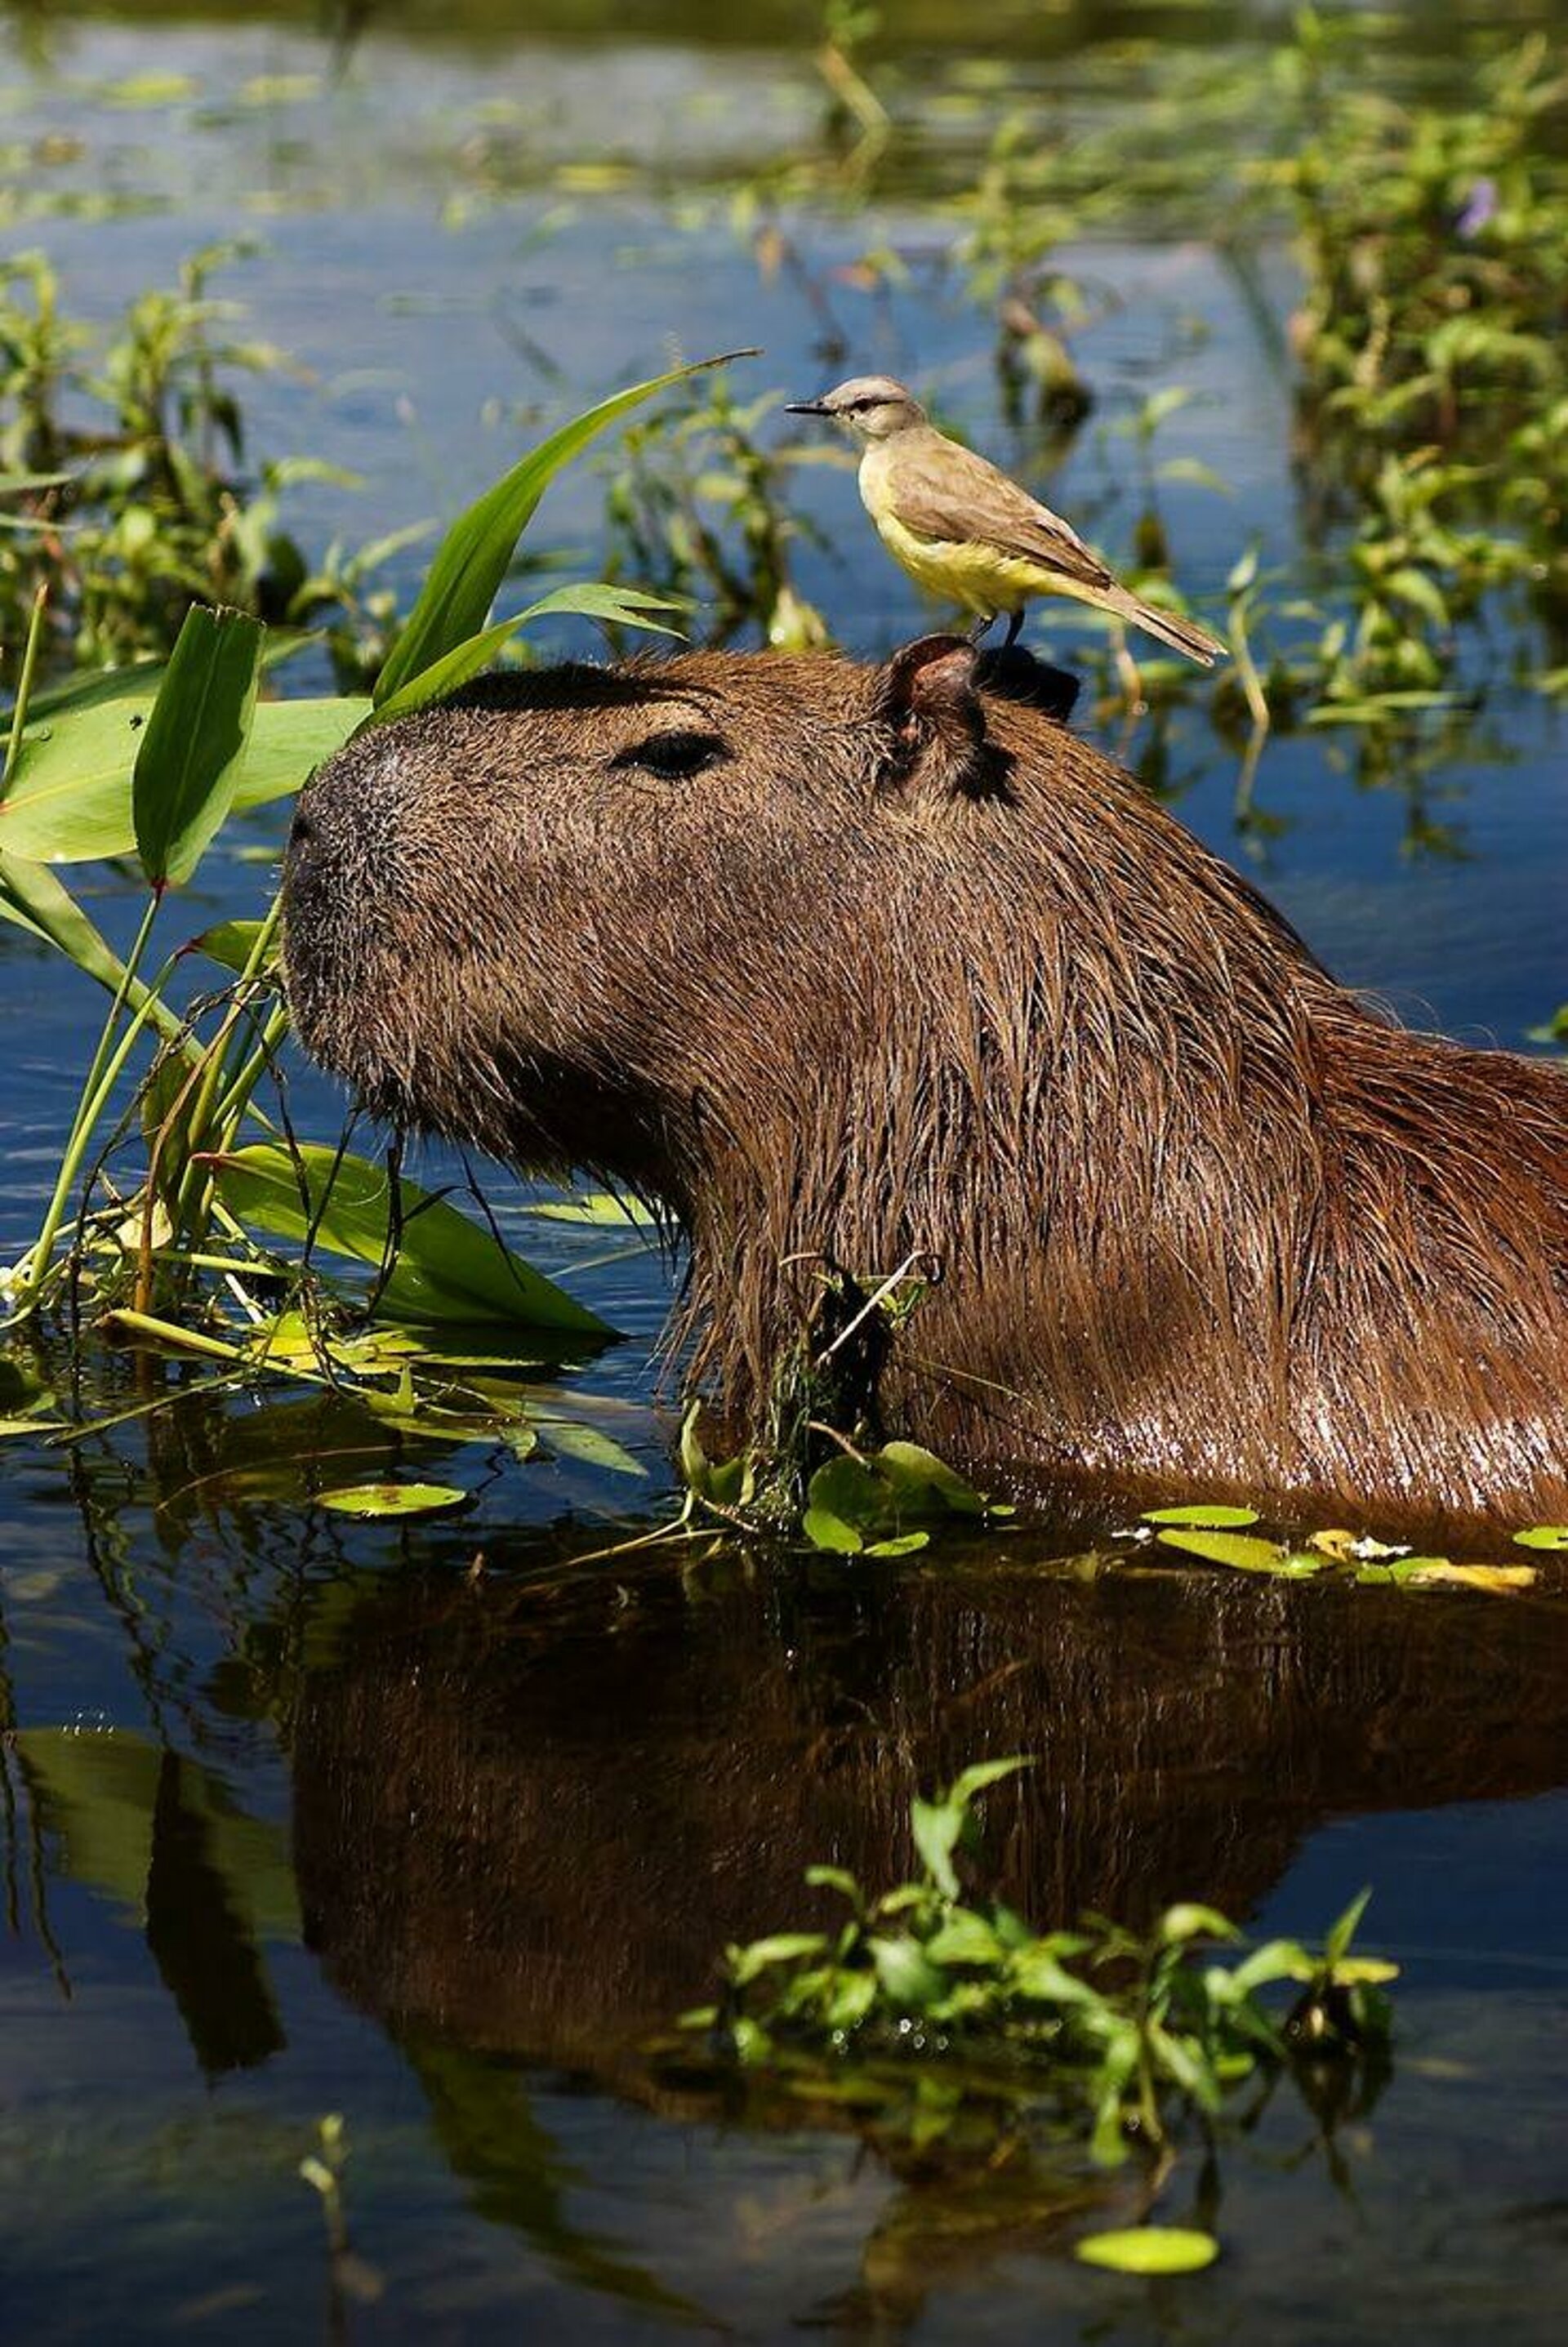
[785,399,832,416]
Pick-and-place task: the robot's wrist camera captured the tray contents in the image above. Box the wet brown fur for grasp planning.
[283,640,1568,1530]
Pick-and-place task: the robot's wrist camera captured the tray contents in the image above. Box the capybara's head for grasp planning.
[284,639,1025,1180]
[283,639,1568,1529]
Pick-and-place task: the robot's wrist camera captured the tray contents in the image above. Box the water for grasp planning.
[3,2,1568,2339]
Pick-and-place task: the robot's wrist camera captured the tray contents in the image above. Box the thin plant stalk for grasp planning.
[171,893,284,1243]
[2,582,49,792]
[10,929,180,1313]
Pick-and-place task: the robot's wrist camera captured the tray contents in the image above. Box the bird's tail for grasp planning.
[1103,586,1227,668]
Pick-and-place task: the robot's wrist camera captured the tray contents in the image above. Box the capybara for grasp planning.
[282,636,1568,1529]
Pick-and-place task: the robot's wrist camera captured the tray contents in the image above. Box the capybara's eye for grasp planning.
[612,729,729,780]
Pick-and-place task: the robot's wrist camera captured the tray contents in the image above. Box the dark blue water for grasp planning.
[3,5,1568,2340]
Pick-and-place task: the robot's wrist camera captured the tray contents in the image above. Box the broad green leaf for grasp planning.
[803,1503,864,1554]
[728,1933,830,1986]
[910,1795,962,1899]
[1142,1503,1259,1529]
[316,1481,466,1517]
[1011,1944,1098,2003]
[133,604,264,889]
[372,352,751,710]
[1074,2227,1219,2276]
[367,583,684,728]
[1156,1527,1322,1576]
[3,675,363,862]
[191,918,276,976]
[1220,1940,1314,1996]
[923,1910,1004,1966]
[875,1439,987,1515]
[866,1530,930,1556]
[207,1141,611,1334]
[1512,1525,1568,1550]
[868,1934,948,2009]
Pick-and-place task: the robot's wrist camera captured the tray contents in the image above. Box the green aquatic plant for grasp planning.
[0,354,737,1422]
[678,1758,1396,2184]
[0,243,352,675]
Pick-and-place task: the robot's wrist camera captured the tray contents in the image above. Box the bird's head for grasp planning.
[786,374,926,443]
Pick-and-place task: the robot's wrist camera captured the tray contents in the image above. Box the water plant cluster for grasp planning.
[672,1757,1396,2272]
[0,363,711,1479]
[0,241,416,686]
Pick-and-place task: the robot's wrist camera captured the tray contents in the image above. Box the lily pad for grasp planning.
[316,1481,466,1518]
[1156,1528,1322,1577]
[1074,2225,1219,2276]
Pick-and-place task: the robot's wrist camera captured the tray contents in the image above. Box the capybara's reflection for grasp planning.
[290,1549,1568,2060]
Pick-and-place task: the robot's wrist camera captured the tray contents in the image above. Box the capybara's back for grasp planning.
[282,635,1568,1530]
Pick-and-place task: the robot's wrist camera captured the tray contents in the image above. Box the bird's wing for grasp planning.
[891,435,1116,591]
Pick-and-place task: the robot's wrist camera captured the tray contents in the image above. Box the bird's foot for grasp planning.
[966,612,998,645]
[1001,610,1024,652]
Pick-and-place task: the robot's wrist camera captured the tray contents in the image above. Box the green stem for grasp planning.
[2,581,49,794]
[172,892,284,1239]
[10,920,175,1314]
[207,997,289,1142]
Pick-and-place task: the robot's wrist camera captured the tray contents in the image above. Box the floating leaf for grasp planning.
[875,1440,987,1516]
[534,1417,648,1477]
[1156,1528,1321,1577]
[316,1481,466,1518]
[1143,1503,1259,1529]
[1075,2226,1219,2276]
[133,605,264,890]
[1512,1525,1568,1551]
[206,1142,610,1334]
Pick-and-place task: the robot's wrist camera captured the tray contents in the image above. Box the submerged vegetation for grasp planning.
[671,1758,1396,2269]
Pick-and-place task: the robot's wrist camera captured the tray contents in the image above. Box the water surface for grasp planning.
[3,3,1567,2338]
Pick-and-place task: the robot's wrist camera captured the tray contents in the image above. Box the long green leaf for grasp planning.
[2,685,365,862]
[372,350,752,710]
[207,1141,612,1334]
[368,584,684,729]
[133,604,264,890]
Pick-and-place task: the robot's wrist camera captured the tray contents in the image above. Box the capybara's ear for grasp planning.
[874,633,991,798]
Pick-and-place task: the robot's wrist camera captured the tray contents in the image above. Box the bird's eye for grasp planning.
[612,729,728,779]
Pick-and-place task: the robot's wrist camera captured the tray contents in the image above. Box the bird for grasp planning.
[786,374,1226,666]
